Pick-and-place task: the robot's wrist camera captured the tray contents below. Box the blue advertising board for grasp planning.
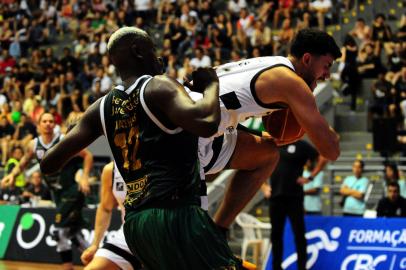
[265,216,406,270]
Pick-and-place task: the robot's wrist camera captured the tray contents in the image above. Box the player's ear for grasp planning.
[130,44,144,60]
[302,53,311,66]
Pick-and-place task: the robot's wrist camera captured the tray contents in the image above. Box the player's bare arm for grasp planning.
[81,162,117,265]
[255,67,339,160]
[40,100,103,175]
[146,68,220,138]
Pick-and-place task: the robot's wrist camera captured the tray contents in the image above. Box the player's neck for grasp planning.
[40,133,55,144]
[287,55,304,78]
[121,75,141,89]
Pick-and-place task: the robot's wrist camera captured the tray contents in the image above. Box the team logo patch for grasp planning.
[36,150,45,159]
[116,182,124,191]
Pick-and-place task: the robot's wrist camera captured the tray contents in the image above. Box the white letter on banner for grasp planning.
[400,257,406,269]
[0,222,4,238]
[349,230,357,243]
[341,254,358,270]
[399,230,406,246]
[354,254,374,270]
[391,231,400,247]
[373,255,387,268]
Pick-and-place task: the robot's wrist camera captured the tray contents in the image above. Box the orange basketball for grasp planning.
[262,108,305,145]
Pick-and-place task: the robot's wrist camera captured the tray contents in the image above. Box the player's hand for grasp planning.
[184,67,219,93]
[81,244,98,265]
[78,175,91,195]
[1,174,15,189]
[297,177,310,186]
[261,184,271,199]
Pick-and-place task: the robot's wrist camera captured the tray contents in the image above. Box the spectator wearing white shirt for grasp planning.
[310,0,332,30]
[228,0,247,21]
[190,47,212,69]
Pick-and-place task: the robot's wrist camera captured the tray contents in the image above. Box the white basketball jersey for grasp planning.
[112,162,127,205]
[189,56,295,139]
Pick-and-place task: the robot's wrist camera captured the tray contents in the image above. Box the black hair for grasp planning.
[387,181,400,191]
[355,159,365,169]
[290,28,342,59]
[343,34,357,47]
[385,162,399,181]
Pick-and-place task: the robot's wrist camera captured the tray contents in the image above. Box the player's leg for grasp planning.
[84,257,122,270]
[213,130,279,228]
[54,227,75,270]
[124,206,244,270]
[86,226,141,270]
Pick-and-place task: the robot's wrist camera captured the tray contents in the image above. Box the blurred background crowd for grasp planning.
[0,0,405,218]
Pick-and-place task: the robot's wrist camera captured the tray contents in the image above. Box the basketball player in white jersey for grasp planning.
[81,162,142,270]
[190,29,342,230]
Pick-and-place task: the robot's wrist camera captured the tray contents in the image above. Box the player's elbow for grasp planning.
[322,148,340,161]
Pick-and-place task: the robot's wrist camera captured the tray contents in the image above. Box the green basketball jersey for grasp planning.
[34,134,80,191]
[100,75,201,212]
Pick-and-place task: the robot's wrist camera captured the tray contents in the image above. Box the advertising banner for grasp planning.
[265,216,406,270]
[1,206,121,264]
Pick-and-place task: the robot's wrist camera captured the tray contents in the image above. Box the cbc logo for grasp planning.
[341,254,387,270]
[16,213,46,249]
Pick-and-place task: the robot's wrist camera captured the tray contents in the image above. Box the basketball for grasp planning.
[262,108,305,145]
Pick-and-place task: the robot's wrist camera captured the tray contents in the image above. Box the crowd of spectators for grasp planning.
[0,0,405,218]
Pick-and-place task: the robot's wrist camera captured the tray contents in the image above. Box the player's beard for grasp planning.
[302,72,317,91]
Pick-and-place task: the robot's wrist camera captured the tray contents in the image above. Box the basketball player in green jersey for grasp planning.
[40,27,244,269]
[2,112,93,270]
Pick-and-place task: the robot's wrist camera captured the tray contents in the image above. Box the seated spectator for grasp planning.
[12,113,37,148]
[190,46,212,69]
[0,115,15,166]
[350,18,371,46]
[235,8,255,52]
[371,13,393,55]
[357,42,385,79]
[228,0,247,22]
[383,163,406,198]
[273,18,294,56]
[22,171,51,202]
[377,182,406,217]
[250,20,272,56]
[309,0,332,30]
[387,43,405,73]
[368,72,392,129]
[4,146,25,188]
[340,160,369,216]
[273,0,294,29]
[303,158,326,215]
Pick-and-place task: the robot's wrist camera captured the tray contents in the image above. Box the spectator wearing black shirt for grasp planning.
[22,171,51,202]
[377,182,406,217]
[340,34,359,111]
[0,115,15,166]
[262,140,322,270]
[13,113,37,148]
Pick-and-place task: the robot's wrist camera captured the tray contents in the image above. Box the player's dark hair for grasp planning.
[290,28,342,59]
